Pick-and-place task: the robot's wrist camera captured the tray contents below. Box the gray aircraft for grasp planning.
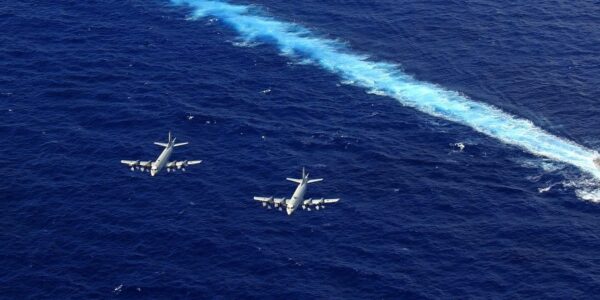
[121,132,202,176]
[254,168,340,215]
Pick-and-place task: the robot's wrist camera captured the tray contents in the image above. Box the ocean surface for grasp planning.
[2,0,600,298]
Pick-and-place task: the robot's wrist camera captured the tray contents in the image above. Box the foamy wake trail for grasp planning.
[171,0,600,179]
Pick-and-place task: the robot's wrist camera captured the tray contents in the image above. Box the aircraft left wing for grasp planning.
[166,160,202,171]
[302,198,340,210]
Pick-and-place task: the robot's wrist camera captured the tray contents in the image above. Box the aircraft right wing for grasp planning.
[121,160,152,171]
[121,160,152,167]
[121,160,139,167]
[166,160,202,171]
[254,196,288,209]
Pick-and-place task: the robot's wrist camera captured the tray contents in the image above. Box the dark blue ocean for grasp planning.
[2,0,600,298]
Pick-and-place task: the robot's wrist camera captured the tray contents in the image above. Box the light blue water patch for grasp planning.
[171,0,600,179]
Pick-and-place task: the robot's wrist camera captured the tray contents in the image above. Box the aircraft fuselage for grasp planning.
[287,180,307,215]
[151,144,173,176]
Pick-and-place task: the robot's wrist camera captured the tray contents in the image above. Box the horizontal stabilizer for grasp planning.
[174,142,189,147]
[286,178,302,184]
[307,178,323,184]
[154,142,169,147]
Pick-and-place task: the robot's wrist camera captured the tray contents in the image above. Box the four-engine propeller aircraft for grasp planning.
[121,131,202,176]
[254,168,340,215]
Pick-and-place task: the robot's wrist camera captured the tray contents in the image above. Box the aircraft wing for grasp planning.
[303,198,340,206]
[254,196,289,208]
[121,160,152,168]
[184,160,202,166]
[254,196,274,203]
[121,160,138,166]
[167,160,202,170]
[139,161,152,168]
[273,197,287,205]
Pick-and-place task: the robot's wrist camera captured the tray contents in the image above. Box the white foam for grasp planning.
[539,161,563,173]
[452,142,465,152]
[366,89,386,96]
[113,284,123,294]
[231,40,259,47]
[575,188,600,203]
[538,186,552,193]
[561,177,600,202]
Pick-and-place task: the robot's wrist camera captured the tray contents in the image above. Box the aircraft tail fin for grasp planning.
[287,168,322,184]
[154,131,174,147]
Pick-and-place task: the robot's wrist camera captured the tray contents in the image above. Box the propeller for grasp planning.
[302,205,306,210]
[267,205,272,209]
[307,207,311,211]
[130,167,134,171]
[182,168,186,172]
[262,202,266,207]
[315,206,320,211]
[167,168,171,173]
[278,207,282,211]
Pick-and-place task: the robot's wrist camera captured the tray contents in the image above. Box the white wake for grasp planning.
[171,0,600,180]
